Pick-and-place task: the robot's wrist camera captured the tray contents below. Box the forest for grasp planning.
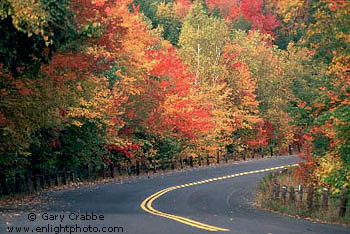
[0,0,349,193]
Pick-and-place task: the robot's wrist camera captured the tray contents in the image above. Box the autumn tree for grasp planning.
[205,0,280,38]
[272,0,350,190]
[155,1,182,45]
[0,0,83,175]
[0,0,76,75]
[226,30,295,151]
[178,0,235,156]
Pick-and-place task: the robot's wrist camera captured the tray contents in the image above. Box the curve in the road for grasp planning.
[140,164,298,232]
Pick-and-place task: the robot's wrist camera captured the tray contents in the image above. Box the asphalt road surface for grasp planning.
[2,156,349,234]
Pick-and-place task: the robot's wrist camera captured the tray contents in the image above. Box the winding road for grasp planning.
[2,156,350,234]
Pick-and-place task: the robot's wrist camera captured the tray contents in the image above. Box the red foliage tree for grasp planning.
[207,0,280,37]
[147,45,214,139]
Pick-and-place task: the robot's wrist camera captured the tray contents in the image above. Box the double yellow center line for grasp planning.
[140,164,298,232]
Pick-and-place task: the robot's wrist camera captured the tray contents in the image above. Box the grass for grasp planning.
[255,168,350,225]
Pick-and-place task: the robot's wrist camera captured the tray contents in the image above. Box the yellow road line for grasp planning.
[140,164,298,232]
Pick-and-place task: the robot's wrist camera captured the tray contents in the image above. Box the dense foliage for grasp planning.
[1,0,349,192]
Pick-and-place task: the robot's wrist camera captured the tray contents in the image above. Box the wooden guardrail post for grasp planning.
[152,159,157,173]
[54,169,59,186]
[273,183,280,199]
[289,186,295,203]
[307,186,314,211]
[25,172,31,192]
[85,165,90,179]
[170,159,175,170]
[40,173,45,189]
[189,156,193,168]
[270,184,275,200]
[92,164,97,180]
[110,163,115,178]
[322,187,329,211]
[15,173,21,193]
[0,175,8,195]
[198,155,201,167]
[143,161,149,174]
[62,168,67,185]
[101,164,105,178]
[235,153,239,161]
[136,161,140,175]
[117,162,122,176]
[132,163,136,175]
[281,185,287,202]
[216,152,220,164]
[32,175,38,191]
[298,185,303,201]
[339,188,348,217]
[70,170,74,183]
[46,170,51,187]
[180,158,183,169]
[161,158,166,171]
[288,145,292,155]
[127,162,132,175]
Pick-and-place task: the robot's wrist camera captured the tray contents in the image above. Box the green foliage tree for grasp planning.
[0,0,76,75]
[155,1,182,45]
